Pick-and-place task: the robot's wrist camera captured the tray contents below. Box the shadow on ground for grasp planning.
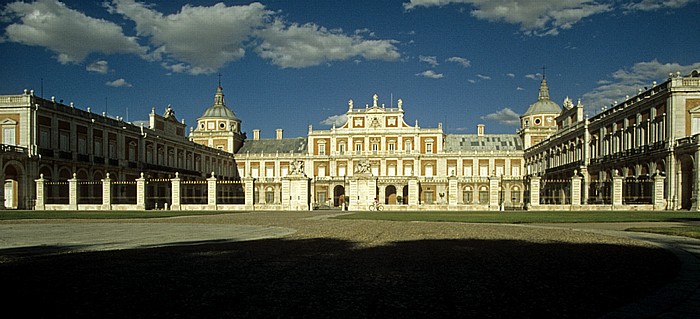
[0,238,679,318]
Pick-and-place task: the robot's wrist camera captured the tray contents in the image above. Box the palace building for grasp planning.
[1,70,699,211]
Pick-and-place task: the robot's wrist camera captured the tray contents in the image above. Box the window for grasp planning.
[251,167,259,178]
[3,127,15,145]
[59,131,70,151]
[388,142,395,154]
[424,164,433,177]
[281,166,288,177]
[423,190,434,204]
[317,165,326,177]
[355,143,362,155]
[339,143,346,154]
[404,140,412,153]
[511,187,521,203]
[464,166,473,176]
[39,127,51,149]
[426,142,433,154]
[692,117,700,135]
[265,187,275,204]
[388,164,396,176]
[338,165,346,177]
[77,135,87,154]
[371,143,378,154]
[219,122,225,129]
[479,165,489,177]
[266,166,274,177]
[128,142,136,162]
[318,143,326,155]
[479,186,489,204]
[404,165,413,176]
[495,166,504,176]
[463,187,473,203]
[511,165,520,176]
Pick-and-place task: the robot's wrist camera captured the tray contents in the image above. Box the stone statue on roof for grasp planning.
[373,94,378,107]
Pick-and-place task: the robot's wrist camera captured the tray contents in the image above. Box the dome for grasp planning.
[199,86,240,121]
[522,79,561,116]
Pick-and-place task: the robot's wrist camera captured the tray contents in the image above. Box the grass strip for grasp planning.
[335,210,700,224]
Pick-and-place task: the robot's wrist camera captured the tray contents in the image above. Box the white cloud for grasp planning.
[107,0,270,74]
[86,60,110,74]
[467,79,477,83]
[476,74,491,80]
[581,60,700,113]
[3,0,146,64]
[516,86,525,90]
[419,55,439,67]
[255,19,400,68]
[482,107,520,126]
[404,0,612,36]
[525,73,542,80]
[416,70,444,79]
[506,73,515,78]
[624,0,695,12]
[106,78,132,87]
[446,56,471,68]
[321,114,348,127]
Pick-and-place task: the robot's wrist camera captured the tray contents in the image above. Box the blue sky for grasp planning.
[1,0,699,138]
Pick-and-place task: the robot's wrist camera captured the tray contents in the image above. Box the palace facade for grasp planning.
[1,69,699,211]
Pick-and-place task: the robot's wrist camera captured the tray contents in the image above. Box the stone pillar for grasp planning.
[35,174,45,210]
[571,172,582,206]
[653,172,667,210]
[448,176,458,207]
[348,175,376,210]
[408,179,419,208]
[207,172,217,210]
[283,176,310,210]
[489,175,500,211]
[136,173,146,210]
[612,171,623,207]
[170,172,181,211]
[69,173,78,210]
[102,173,111,210]
[580,167,589,205]
[245,177,255,210]
[528,176,540,209]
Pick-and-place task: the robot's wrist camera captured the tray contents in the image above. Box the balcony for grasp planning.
[0,144,27,154]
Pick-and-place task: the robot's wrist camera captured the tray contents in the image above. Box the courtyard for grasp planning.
[1,211,698,318]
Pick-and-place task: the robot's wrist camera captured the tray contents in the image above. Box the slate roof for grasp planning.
[444,134,523,152]
[236,137,308,154]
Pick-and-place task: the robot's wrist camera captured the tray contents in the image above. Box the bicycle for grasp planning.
[368,202,383,211]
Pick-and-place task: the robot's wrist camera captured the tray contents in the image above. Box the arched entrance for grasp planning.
[402,185,408,204]
[385,185,397,204]
[333,185,345,207]
[3,163,23,209]
[679,155,694,209]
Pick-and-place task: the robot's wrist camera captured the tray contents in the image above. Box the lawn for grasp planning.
[335,210,700,224]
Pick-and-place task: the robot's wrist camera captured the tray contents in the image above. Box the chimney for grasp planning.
[477,124,485,136]
[276,128,283,140]
[253,129,260,140]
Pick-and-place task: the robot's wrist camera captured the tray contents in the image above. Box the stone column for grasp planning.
[408,179,419,208]
[69,173,78,210]
[448,176,458,207]
[35,174,45,210]
[571,172,582,206]
[170,172,181,211]
[244,177,255,210]
[102,173,111,210]
[207,172,217,210]
[489,175,500,211]
[612,171,623,207]
[528,176,541,209]
[136,173,146,210]
[653,172,667,210]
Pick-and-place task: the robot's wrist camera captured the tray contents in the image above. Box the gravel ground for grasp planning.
[0,211,681,318]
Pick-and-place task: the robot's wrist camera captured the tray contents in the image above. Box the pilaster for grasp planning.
[136,173,146,210]
[102,173,111,210]
[170,172,181,211]
[612,171,623,207]
[207,172,217,210]
[653,172,667,210]
[448,176,458,207]
[571,172,582,206]
[489,175,500,210]
[68,173,78,210]
[528,176,540,209]
[35,174,45,210]
[408,179,419,208]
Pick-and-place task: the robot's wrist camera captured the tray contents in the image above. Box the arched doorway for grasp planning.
[385,185,397,204]
[402,185,408,204]
[3,162,23,209]
[679,155,694,209]
[333,185,345,207]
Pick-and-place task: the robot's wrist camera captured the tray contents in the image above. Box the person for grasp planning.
[374,197,379,209]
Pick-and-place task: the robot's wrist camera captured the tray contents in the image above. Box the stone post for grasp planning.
[653,172,667,210]
[68,173,78,210]
[528,176,541,209]
[283,176,310,210]
[170,172,181,211]
[448,176,458,207]
[102,173,111,210]
[35,174,45,210]
[571,171,582,206]
[489,175,500,211]
[207,172,217,210]
[136,173,146,210]
[612,170,623,207]
[244,177,255,210]
[408,179,419,208]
